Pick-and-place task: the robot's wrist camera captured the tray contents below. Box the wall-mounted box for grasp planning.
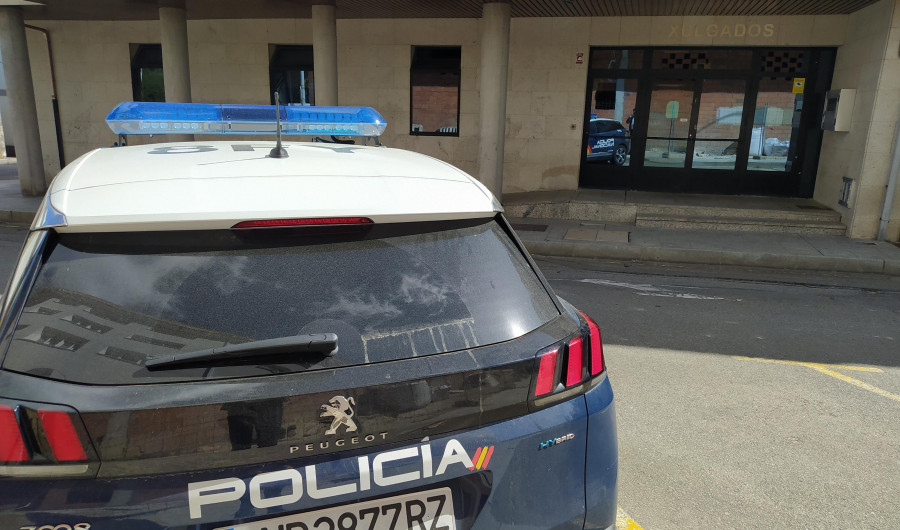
[821,89,855,132]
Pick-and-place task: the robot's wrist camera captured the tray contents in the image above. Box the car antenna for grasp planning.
[269,92,288,159]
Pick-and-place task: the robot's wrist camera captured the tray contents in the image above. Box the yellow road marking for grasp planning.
[814,366,900,404]
[616,506,646,530]
[736,356,900,403]
[734,356,882,372]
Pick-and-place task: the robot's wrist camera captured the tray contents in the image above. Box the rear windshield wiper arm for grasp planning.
[145,333,338,370]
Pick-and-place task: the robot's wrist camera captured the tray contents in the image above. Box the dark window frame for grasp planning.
[269,44,315,106]
[130,43,165,103]
[410,46,462,137]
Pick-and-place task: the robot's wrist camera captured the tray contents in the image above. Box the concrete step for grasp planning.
[503,201,637,224]
[502,191,848,236]
[635,213,847,236]
[635,202,842,223]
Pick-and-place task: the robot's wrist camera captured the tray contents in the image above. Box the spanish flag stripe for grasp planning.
[469,447,483,471]
[476,446,489,469]
[481,446,494,469]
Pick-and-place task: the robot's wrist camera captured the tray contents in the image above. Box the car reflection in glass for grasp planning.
[586,116,631,166]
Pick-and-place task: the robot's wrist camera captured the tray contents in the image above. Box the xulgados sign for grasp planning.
[670,22,776,39]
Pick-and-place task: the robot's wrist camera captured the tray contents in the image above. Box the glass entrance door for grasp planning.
[644,79,694,168]
[694,79,747,170]
[580,47,834,196]
[749,77,803,173]
[644,79,748,171]
[580,76,641,188]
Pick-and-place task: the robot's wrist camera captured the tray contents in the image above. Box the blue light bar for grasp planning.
[105,102,387,137]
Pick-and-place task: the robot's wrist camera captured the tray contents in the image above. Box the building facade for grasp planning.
[1,0,899,240]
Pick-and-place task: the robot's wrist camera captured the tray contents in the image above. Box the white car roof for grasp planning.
[36,141,501,233]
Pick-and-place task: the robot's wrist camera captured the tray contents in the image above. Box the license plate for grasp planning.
[217,487,455,530]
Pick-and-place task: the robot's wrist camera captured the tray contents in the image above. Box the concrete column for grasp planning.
[477,2,511,198]
[312,3,339,106]
[159,2,191,103]
[0,7,46,196]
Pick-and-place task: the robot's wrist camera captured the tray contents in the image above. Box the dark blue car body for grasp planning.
[2,369,616,529]
[0,214,617,530]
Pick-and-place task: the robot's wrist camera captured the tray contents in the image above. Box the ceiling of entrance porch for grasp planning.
[15,0,882,21]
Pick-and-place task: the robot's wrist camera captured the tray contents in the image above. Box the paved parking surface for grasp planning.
[537,257,900,530]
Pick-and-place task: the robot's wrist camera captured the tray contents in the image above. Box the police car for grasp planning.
[586,117,630,165]
[0,102,617,529]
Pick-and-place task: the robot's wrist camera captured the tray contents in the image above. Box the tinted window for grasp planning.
[594,121,618,133]
[130,43,164,102]
[3,219,558,384]
[270,44,315,106]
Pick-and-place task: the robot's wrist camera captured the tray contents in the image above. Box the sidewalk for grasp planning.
[503,189,900,276]
[1,159,898,275]
[0,159,43,223]
[509,216,900,276]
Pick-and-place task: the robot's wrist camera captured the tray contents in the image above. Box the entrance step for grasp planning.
[502,190,847,236]
[635,212,847,235]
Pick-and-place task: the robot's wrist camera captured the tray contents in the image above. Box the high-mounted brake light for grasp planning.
[106,102,387,137]
[232,217,374,229]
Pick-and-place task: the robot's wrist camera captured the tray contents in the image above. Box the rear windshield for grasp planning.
[3,218,559,384]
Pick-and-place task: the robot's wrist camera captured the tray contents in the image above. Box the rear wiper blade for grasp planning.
[145,333,338,370]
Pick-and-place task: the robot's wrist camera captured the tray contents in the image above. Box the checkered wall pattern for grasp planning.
[659,52,710,70]
[761,50,805,80]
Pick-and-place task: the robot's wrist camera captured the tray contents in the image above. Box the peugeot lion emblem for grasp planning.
[320,396,358,435]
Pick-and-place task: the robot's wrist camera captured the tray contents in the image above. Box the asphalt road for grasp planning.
[535,256,900,530]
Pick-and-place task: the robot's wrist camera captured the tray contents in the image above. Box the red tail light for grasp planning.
[565,336,584,387]
[232,217,373,229]
[0,400,96,477]
[38,410,88,462]
[531,310,606,408]
[0,405,29,463]
[583,313,604,375]
[535,347,560,396]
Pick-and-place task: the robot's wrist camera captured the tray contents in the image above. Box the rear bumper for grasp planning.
[0,378,617,530]
[584,375,618,529]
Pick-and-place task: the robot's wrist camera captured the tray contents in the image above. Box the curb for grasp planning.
[885,260,900,275]
[0,210,35,224]
[523,239,900,276]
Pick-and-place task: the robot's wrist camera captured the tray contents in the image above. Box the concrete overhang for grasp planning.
[14,0,885,21]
